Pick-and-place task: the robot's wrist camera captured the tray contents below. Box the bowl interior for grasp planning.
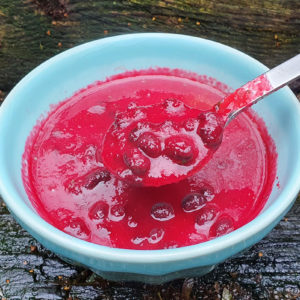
[0,33,300,261]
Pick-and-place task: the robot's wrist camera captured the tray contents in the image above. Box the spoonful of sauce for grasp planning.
[102,54,300,186]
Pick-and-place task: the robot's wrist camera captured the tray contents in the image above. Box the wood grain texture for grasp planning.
[0,0,299,96]
[0,0,299,299]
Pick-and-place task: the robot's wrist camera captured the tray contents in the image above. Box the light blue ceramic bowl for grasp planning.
[0,33,300,284]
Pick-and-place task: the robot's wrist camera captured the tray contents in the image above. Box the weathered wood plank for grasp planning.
[0,0,299,98]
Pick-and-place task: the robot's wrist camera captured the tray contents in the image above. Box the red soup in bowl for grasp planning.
[22,68,277,250]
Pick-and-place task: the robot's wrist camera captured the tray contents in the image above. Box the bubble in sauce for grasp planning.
[151,202,175,221]
[182,193,207,212]
[210,215,235,237]
[110,204,126,222]
[88,201,109,221]
[148,228,165,244]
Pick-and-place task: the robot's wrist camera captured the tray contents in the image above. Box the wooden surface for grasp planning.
[0,0,300,299]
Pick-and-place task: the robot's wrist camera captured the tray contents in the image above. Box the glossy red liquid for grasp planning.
[22,69,277,250]
[102,98,217,186]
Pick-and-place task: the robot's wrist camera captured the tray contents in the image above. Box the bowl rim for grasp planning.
[0,32,300,265]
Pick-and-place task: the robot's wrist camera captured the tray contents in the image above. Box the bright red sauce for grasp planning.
[217,74,273,117]
[102,98,217,186]
[22,69,277,250]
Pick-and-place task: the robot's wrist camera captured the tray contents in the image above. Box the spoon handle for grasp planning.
[267,54,300,90]
[218,54,300,122]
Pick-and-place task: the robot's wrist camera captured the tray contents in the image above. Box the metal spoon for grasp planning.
[217,54,300,126]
